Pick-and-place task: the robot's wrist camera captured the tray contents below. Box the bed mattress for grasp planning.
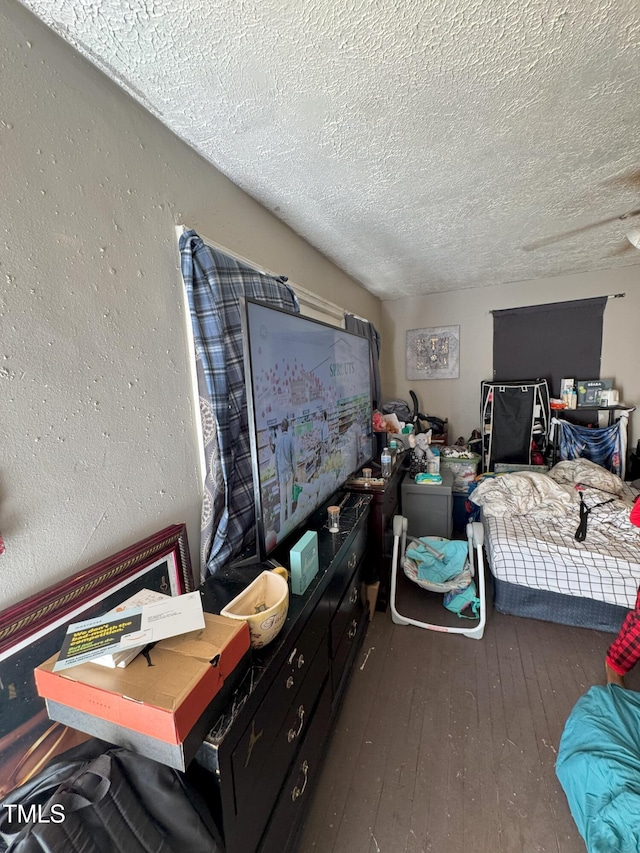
[483,506,640,611]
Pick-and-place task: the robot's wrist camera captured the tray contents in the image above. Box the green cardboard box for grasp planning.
[289,530,319,596]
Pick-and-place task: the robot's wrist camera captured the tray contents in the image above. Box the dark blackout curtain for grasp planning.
[492,297,607,397]
[179,230,300,579]
[344,313,382,410]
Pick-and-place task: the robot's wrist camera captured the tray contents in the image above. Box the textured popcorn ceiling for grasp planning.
[21,0,640,299]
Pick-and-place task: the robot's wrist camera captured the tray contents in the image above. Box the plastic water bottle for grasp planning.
[381,447,392,478]
[569,387,577,410]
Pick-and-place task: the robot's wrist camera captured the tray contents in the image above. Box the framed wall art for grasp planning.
[0,524,193,798]
[406,325,460,380]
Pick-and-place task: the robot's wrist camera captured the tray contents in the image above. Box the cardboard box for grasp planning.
[43,647,250,770]
[35,613,250,765]
[289,530,319,595]
[364,582,380,620]
[576,379,613,408]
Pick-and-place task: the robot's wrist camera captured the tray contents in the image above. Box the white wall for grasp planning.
[0,0,381,609]
[4,0,637,613]
[381,266,639,449]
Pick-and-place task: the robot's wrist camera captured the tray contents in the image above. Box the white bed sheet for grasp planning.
[483,500,640,611]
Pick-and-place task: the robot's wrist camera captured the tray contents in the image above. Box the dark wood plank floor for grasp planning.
[297,597,639,853]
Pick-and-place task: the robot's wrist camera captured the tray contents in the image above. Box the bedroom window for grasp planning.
[492,296,608,398]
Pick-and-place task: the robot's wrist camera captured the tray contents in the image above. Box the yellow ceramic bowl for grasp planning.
[220,568,289,649]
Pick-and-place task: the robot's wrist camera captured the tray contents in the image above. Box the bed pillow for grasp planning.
[468,472,574,517]
[548,459,625,495]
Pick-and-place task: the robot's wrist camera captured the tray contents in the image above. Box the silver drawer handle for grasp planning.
[287,705,305,743]
[297,653,305,669]
[288,648,297,665]
[291,760,309,802]
[286,675,295,689]
[348,552,357,570]
[349,586,358,604]
[348,619,358,639]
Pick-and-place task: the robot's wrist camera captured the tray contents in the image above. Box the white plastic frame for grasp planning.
[389,516,487,640]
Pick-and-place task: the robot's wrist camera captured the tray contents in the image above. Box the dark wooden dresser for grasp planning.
[193,492,372,853]
[345,459,404,610]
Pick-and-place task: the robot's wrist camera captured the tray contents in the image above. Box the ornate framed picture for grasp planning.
[0,524,192,798]
[406,325,460,380]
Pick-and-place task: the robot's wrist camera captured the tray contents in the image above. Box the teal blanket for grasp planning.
[556,685,640,853]
[405,538,467,583]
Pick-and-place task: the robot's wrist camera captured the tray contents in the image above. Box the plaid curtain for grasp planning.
[179,230,299,578]
[344,313,381,409]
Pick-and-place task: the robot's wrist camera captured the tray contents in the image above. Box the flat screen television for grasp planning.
[242,298,373,558]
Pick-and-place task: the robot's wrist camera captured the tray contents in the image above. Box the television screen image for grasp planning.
[243,299,373,556]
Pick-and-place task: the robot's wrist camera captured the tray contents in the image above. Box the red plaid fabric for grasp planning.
[606,501,640,675]
[606,585,640,675]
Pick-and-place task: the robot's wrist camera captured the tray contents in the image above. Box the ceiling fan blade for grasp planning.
[608,240,639,257]
[522,207,640,252]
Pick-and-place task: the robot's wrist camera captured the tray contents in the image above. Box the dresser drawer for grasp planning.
[231,621,326,803]
[331,596,366,699]
[381,481,400,518]
[231,636,329,852]
[326,526,366,609]
[330,571,363,659]
[267,640,329,786]
[258,678,332,853]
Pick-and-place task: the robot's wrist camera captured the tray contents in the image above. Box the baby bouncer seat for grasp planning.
[389,516,487,640]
